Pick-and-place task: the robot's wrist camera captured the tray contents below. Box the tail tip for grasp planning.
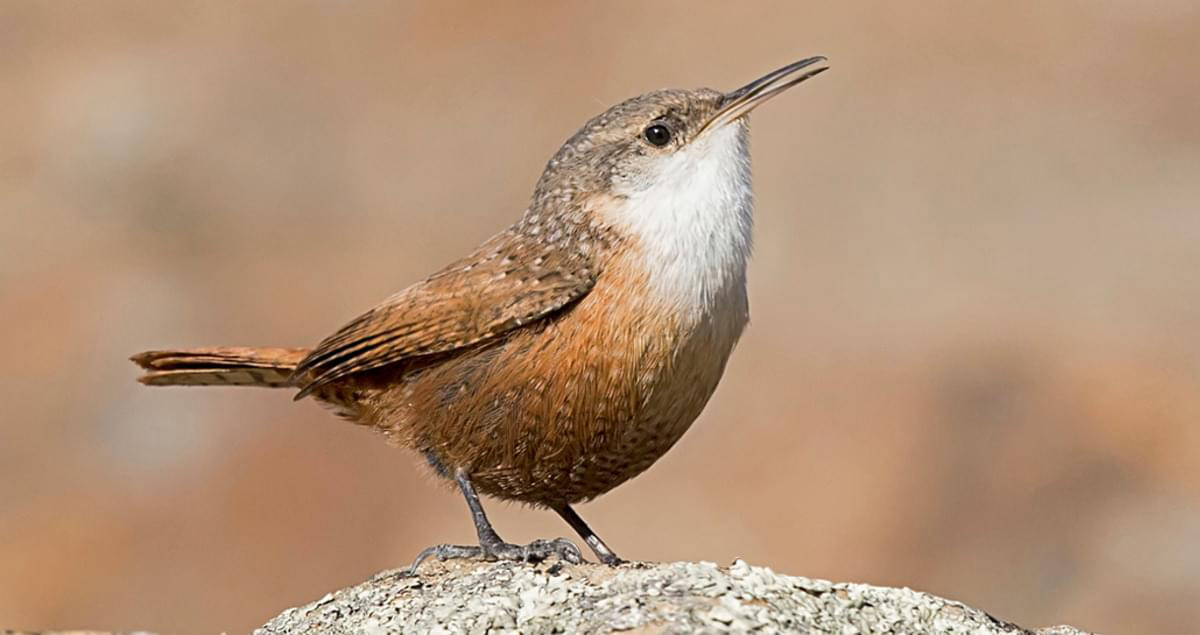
[130,350,156,368]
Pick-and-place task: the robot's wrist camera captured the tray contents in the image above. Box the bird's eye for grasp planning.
[643,123,672,147]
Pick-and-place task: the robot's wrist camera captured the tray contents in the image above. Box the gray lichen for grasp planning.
[255,559,1090,634]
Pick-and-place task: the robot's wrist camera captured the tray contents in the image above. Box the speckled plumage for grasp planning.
[133,58,829,562]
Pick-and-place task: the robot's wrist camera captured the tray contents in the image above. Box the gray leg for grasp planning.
[407,470,583,574]
[554,504,624,565]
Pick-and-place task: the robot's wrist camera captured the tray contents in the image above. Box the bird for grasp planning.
[131,57,830,569]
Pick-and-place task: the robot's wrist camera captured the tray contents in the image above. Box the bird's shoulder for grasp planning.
[293,217,611,397]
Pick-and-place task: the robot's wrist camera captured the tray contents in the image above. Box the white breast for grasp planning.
[608,122,754,327]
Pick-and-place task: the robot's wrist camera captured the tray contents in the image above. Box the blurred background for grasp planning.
[2,2,1198,633]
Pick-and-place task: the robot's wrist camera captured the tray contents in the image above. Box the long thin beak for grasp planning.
[702,56,829,133]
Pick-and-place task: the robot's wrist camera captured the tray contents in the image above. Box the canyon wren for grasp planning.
[132,57,829,569]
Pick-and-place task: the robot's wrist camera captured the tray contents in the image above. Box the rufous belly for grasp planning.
[319,259,748,506]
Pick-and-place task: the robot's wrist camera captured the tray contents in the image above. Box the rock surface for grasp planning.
[255,559,1091,634]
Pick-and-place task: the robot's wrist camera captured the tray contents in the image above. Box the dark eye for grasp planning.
[643,123,672,147]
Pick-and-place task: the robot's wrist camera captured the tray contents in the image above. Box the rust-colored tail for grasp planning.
[131,347,310,388]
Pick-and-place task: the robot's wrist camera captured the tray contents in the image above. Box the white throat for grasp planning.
[610,123,754,323]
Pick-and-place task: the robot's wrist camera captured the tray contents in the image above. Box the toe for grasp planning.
[551,538,584,564]
[406,544,485,574]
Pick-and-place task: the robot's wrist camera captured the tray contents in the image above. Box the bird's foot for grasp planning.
[488,537,585,564]
[595,551,625,566]
[406,537,584,575]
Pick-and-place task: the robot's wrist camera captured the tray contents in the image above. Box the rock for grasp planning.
[254,559,1091,634]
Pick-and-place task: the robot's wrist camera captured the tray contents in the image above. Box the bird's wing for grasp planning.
[292,228,598,398]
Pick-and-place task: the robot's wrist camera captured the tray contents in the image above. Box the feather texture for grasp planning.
[292,223,604,398]
[132,347,308,387]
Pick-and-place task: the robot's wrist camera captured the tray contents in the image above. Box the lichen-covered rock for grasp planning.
[255,559,1090,634]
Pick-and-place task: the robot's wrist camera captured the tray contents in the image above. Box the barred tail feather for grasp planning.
[131,347,310,388]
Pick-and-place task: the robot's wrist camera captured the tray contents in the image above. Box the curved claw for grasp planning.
[405,543,483,575]
[517,537,583,565]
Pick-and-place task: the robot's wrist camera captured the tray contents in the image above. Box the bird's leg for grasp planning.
[455,470,583,563]
[407,469,583,574]
[553,504,625,565]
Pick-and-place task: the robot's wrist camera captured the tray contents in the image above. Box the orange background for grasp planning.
[2,2,1198,633]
